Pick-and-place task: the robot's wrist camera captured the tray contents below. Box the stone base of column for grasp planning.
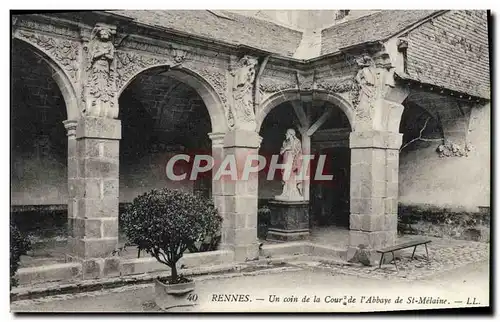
[224,243,260,262]
[347,230,399,266]
[346,247,402,266]
[266,229,310,242]
[267,200,310,242]
[67,237,120,279]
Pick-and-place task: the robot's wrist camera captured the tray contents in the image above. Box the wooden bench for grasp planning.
[376,239,432,271]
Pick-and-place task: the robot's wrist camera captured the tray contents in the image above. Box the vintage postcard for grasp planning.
[9,9,491,313]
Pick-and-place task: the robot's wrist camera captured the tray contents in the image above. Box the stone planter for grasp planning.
[154,278,196,311]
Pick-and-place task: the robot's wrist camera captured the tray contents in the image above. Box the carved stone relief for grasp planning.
[115,51,174,93]
[259,77,297,93]
[351,51,396,123]
[229,55,259,131]
[82,24,118,118]
[194,67,231,127]
[16,29,79,83]
[316,75,360,103]
[296,71,315,92]
[436,140,471,157]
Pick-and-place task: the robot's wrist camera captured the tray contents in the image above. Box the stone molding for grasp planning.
[349,131,402,150]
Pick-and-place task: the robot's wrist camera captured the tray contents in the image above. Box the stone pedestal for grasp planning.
[267,200,310,241]
[66,117,121,278]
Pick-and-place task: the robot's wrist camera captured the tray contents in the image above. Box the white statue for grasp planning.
[275,129,303,201]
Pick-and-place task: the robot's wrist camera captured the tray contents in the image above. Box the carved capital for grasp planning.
[63,120,78,138]
[208,132,226,147]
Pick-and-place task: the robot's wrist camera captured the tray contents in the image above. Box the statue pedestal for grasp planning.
[267,199,310,241]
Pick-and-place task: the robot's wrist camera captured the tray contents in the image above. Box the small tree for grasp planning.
[10,223,31,288]
[121,188,222,284]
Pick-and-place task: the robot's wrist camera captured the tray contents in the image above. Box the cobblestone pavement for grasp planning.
[308,238,490,281]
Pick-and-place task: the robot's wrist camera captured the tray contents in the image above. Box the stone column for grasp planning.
[67,117,121,278]
[301,133,312,201]
[64,120,78,242]
[209,131,226,249]
[348,130,401,264]
[219,129,261,262]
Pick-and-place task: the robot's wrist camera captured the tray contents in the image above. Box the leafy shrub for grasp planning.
[121,189,222,284]
[10,223,31,287]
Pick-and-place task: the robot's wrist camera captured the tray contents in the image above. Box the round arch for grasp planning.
[256,89,356,132]
[118,64,228,134]
[12,37,80,120]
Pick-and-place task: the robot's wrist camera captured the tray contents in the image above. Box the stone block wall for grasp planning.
[11,40,68,206]
[119,73,211,203]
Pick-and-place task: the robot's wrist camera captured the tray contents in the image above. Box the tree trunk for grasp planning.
[170,262,178,284]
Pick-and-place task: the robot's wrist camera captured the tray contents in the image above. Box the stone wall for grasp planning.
[399,103,490,210]
[11,41,68,206]
[118,74,211,202]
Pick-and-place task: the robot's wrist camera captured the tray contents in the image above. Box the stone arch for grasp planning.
[12,37,80,120]
[117,64,228,133]
[256,89,356,132]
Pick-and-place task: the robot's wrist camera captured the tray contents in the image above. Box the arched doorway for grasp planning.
[258,93,353,240]
[117,66,225,251]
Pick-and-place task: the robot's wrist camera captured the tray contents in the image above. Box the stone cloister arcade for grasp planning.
[11,12,489,279]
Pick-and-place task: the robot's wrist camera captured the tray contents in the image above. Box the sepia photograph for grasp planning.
[8,7,492,314]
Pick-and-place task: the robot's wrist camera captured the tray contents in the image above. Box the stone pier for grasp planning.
[348,130,401,264]
[216,130,261,262]
[67,117,121,278]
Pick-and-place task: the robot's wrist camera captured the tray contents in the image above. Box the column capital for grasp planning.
[208,132,226,147]
[76,117,121,140]
[63,120,78,138]
[350,130,402,150]
[224,129,262,149]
